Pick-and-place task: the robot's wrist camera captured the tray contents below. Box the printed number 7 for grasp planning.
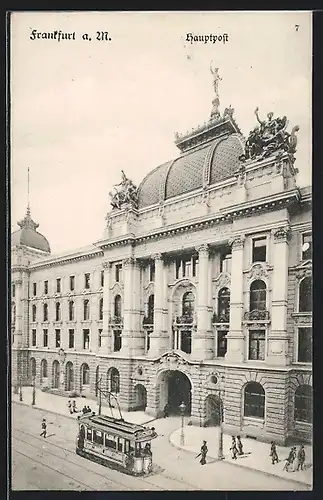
[295,25,299,32]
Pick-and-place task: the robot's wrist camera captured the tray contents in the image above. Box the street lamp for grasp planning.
[179,401,186,446]
[98,377,102,415]
[18,376,23,402]
[217,375,225,461]
[32,375,36,406]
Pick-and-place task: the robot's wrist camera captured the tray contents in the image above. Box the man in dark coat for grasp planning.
[270,441,279,465]
[237,435,244,455]
[297,444,306,471]
[283,447,296,471]
[230,436,238,460]
[199,440,208,465]
[40,418,47,438]
[163,403,169,418]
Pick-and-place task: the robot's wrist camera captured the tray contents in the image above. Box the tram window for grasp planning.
[86,428,92,441]
[93,430,104,445]
[124,439,130,454]
[117,437,123,452]
[104,434,117,450]
[135,442,142,457]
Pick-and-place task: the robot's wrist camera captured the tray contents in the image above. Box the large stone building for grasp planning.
[11,78,312,445]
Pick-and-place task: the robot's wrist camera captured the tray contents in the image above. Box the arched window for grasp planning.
[114,295,122,318]
[109,368,120,393]
[182,291,195,317]
[250,280,266,311]
[69,301,75,321]
[99,298,103,320]
[55,302,61,321]
[43,303,48,322]
[41,359,48,378]
[148,294,154,322]
[244,382,265,419]
[32,304,37,322]
[83,299,90,321]
[294,385,312,423]
[30,358,36,378]
[299,277,312,312]
[218,287,230,321]
[81,363,90,386]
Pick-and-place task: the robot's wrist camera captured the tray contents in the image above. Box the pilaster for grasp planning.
[226,235,245,363]
[120,257,135,356]
[101,260,111,352]
[149,253,167,357]
[267,226,291,365]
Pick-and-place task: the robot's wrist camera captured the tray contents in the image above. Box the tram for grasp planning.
[76,413,158,475]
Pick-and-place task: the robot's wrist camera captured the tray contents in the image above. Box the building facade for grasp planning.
[11,91,312,446]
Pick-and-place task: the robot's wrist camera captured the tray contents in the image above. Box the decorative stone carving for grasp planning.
[196,244,209,254]
[109,170,138,210]
[236,165,246,186]
[245,263,269,281]
[102,260,111,269]
[244,310,270,322]
[228,234,245,250]
[239,107,299,163]
[272,226,291,242]
[292,314,312,325]
[214,272,231,290]
[158,352,189,371]
[152,253,163,261]
[123,257,135,268]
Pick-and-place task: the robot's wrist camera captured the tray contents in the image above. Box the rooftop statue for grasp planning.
[239,107,299,162]
[109,170,138,210]
[210,63,222,96]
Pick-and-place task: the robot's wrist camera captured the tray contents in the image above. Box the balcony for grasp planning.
[143,315,154,328]
[243,309,270,322]
[109,316,123,326]
[212,311,230,324]
[173,314,196,330]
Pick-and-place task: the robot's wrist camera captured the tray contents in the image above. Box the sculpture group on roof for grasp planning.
[240,107,299,162]
[109,170,138,210]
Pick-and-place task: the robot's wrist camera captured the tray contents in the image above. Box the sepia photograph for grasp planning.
[9,10,312,491]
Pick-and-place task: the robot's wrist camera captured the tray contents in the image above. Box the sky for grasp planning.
[10,11,312,254]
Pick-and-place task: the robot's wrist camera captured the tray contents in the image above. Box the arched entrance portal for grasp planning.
[205,394,221,427]
[134,384,147,411]
[65,362,74,392]
[159,370,191,415]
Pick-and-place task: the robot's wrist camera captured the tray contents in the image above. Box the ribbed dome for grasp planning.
[11,208,51,253]
[137,119,244,209]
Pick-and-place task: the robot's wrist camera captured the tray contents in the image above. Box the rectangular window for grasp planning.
[12,284,16,298]
[252,237,267,263]
[192,256,199,277]
[43,329,48,347]
[93,430,104,445]
[149,262,155,283]
[84,273,90,289]
[56,278,61,293]
[175,260,181,280]
[55,329,61,348]
[100,270,104,288]
[98,329,103,348]
[217,330,228,357]
[33,283,37,296]
[86,428,92,441]
[182,257,191,278]
[302,233,312,261]
[83,329,90,350]
[113,330,122,352]
[115,264,122,283]
[70,275,75,291]
[220,250,232,274]
[69,329,75,349]
[248,330,266,360]
[298,327,312,363]
[44,281,48,295]
[145,329,151,353]
[32,329,36,346]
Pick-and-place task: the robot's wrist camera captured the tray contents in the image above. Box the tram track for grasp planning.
[12,425,198,490]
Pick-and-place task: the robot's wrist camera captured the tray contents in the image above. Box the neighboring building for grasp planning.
[11,80,312,445]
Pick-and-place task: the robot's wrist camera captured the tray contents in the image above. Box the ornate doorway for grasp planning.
[134,384,147,411]
[158,370,192,415]
[205,394,221,426]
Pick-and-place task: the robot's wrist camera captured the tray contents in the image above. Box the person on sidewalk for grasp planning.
[237,435,244,455]
[40,418,47,438]
[270,441,279,465]
[72,400,77,413]
[296,444,306,471]
[199,440,208,465]
[82,405,87,415]
[68,400,73,414]
[163,403,169,418]
[86,406,92,414]
[283,446,296,472]
[230,437,238,460]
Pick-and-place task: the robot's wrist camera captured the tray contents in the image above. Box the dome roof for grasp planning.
[11,208,51,253]
[137,117,245,209]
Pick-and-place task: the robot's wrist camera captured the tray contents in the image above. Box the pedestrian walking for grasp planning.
[68,400,73,414]
[163,403,169,418]
[237,435,244,455]
[82,405,87,415]
[296,444,306,471]
[87,406,92,414]
[72,400,77,413]
[283,446,296,472]
[270,441,279,465]
[40,418,47,438]
[198,440,208,465]
[230,436,238,460]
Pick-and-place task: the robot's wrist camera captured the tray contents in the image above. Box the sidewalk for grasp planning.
[170,425,313,487]
[11,387,154,426]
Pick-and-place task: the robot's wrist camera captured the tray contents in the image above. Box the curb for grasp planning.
[168,429,312,489]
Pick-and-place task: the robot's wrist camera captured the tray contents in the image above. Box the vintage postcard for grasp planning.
[9,10,312,491]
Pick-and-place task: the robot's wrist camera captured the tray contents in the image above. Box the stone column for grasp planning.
[226,235,245,363]
[101,260,111,351]
[120,257,134,356]
[13,278,23,348]
[131,258,143,356]
[267,226,291,365]
[193,244,212,360]
[149,253,166,357]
